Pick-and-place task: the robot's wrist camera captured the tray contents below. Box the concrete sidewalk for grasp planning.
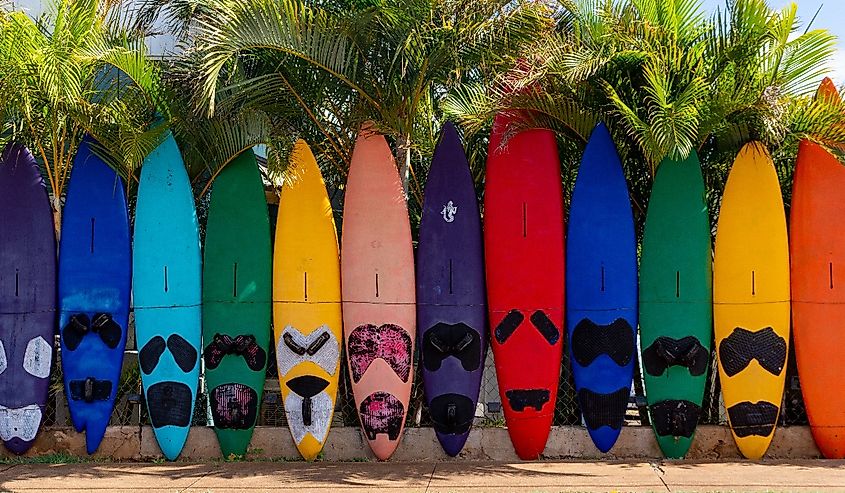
[0,460,844,492]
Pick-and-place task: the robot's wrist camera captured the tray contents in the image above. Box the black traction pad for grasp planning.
[62,314,90,351]
[494,310,524,344]
[571,318,635,367]
[422,322,482,372]
[91,313,123,349]
[348,324,412,383]
[305,332,331,355]
[139,336,166,375]
[505,388,550,412]
[429,393,474,435]
[727,401,779,438]
[283,331,330,356]
[530,310,561,345]
[167,334,198,373]
[204,334,267,372]
[650,399,701,438]
[359,391,404,441]
[210,383,258,430]
[64,313,123,351]
[642,336,709,377]
[69,378,113,403]
[577,387,629,431]
[719,327,786,377]
[147,381,193,428]
[286,375,330,427]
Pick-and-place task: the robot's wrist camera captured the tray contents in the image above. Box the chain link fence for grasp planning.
[44,326,809,430]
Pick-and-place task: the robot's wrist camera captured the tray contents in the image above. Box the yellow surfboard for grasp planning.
[274,140,343,460]
[713,142,790,459]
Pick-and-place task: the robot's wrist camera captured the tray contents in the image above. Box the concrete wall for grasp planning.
[2,425,821,461]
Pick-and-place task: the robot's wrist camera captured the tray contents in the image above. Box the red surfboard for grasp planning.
[484,113,565,460]
[790,77,845,458]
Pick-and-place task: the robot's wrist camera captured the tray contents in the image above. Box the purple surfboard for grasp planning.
[416,122,487,456]
[0,143,56,454]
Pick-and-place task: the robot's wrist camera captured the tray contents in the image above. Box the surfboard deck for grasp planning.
[714,142,790,460]
[0,143,56,455]
[58,137,131,455]
[203,149,271,458]
[417,122,486,457]
[484,113,565,460]
[341,127,416,461]
[566,123,637,454]
[639,152,712,459]
[274,140,342,461]
[133,132,202,461]
[790,78,845,459]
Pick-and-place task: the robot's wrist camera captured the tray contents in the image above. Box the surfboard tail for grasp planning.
[656,435,693,460]
[4,437,34,455]
[84,417,109,455]
[505,415,552,460]
[588,426,622,454]
[435,430,471,458]
[154,426,191,461]
[214,428,252,458]
[810,426,845,459]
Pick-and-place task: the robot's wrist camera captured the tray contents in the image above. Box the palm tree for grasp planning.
[147,0,552,201]
[446,0,845,181]
[1,0,163,233]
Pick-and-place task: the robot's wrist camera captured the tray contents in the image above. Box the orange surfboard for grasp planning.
[790,77,845,458]
[341,126,416,460]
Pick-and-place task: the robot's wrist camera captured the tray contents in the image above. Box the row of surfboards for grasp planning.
[0,78,840,463]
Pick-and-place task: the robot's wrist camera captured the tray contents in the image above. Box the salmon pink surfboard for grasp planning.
[341,126,416,460]
[484,113,565,460]
[790,77,845,458]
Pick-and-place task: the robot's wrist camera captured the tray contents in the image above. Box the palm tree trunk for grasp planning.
[52,194,62,242]
[396,134,411,196]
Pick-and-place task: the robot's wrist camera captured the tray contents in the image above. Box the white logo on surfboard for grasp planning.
[441,201,457,223]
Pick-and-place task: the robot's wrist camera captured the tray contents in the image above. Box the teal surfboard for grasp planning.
[132,132,202,461]
[639,152,712,458]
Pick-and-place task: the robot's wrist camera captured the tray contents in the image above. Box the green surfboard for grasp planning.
[639,152,712,458]
[202,149,272,457]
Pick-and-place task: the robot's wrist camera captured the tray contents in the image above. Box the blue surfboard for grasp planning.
[566,123,637,453]
[59,137,131,454]
[132,132,201,461]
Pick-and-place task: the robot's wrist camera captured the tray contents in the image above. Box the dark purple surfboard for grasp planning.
[0,143,56,454]
[416,122,487,456]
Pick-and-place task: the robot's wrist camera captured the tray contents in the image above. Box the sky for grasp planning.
[9,0,845,81]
